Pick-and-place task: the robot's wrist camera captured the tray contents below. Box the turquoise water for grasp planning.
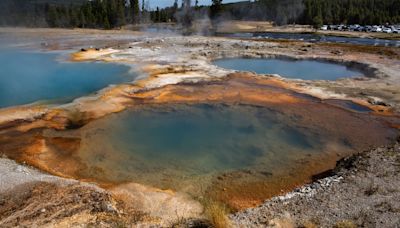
[0,49,135,108]
[214,58,365,80]
[49,102,396,199]
[109,105,316,171]
[77,104,340,189]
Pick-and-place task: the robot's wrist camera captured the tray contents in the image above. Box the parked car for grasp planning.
[371,26,382,32]
[362,26,372,32]
[337,25,345,31]
[382,27,392,33]
[391,26,400,33]
[330,25,338,30]
[323,24,399,33]
[349,24,360,31]
[355,26,364,32]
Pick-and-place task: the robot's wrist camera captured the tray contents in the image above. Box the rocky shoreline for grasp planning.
[231,141,400,227]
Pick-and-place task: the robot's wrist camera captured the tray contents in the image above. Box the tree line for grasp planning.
[233,0,400,26]
[0,0,140,29]
[0,0,399,29]
[301,0,400,27]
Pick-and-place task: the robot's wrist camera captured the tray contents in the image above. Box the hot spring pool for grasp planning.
[65,101,394,190]
[50,100,395,208]
[0,49,135,108]
[213,58,366,80]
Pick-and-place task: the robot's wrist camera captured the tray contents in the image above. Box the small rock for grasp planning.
[100,202,117,213]
[331,50,343,55]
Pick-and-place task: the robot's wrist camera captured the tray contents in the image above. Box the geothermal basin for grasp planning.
[0,32,399,215]
[4,73,397,210]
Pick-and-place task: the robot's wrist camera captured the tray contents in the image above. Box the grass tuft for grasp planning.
[203,199,230,228]
[334,220,357,228]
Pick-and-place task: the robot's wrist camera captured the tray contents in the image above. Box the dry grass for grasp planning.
[333,220,357,228]
[203,199,231,228]
[301,220,318,228]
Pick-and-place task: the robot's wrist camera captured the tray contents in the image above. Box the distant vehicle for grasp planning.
[355,26,364,32]
[371,26,382,32]
[349,24,360,31]
[330,25,338,30]
[364,26,373,32]
[322,24,399,33]
[382,28,392,33]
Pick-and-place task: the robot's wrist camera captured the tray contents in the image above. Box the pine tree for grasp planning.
[116,0,126,27]
[155,7,160,22]
[69,5,78,27]
[210,0,223,19]
[46,4,58,27]
[130,0,140,23]
[103,15,111,29]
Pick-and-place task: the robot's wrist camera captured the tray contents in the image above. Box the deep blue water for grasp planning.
[0,49,135,108]
[214,58,364,80]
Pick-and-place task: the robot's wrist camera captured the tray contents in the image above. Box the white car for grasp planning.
[321,25,328,30]
[382,28,392,33]
[372,26,382,32]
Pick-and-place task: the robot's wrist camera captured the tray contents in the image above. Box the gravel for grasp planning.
[231,142,400,228]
